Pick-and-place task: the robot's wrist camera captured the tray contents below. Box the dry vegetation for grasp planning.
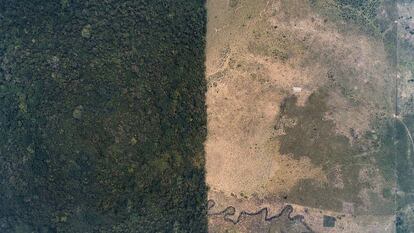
[206,0,398,232]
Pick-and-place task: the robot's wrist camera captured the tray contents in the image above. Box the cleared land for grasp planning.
[205,0,410,232]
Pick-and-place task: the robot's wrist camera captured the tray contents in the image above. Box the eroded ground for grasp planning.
[205,0,410,232]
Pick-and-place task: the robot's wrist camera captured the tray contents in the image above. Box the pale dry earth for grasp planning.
[205,0,399,232]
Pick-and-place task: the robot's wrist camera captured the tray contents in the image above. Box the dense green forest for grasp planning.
[0,0,207,232]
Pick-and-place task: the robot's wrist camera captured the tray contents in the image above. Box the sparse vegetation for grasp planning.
[310,0,395,38]
[277,89,395,214]
[229,0,239,8]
